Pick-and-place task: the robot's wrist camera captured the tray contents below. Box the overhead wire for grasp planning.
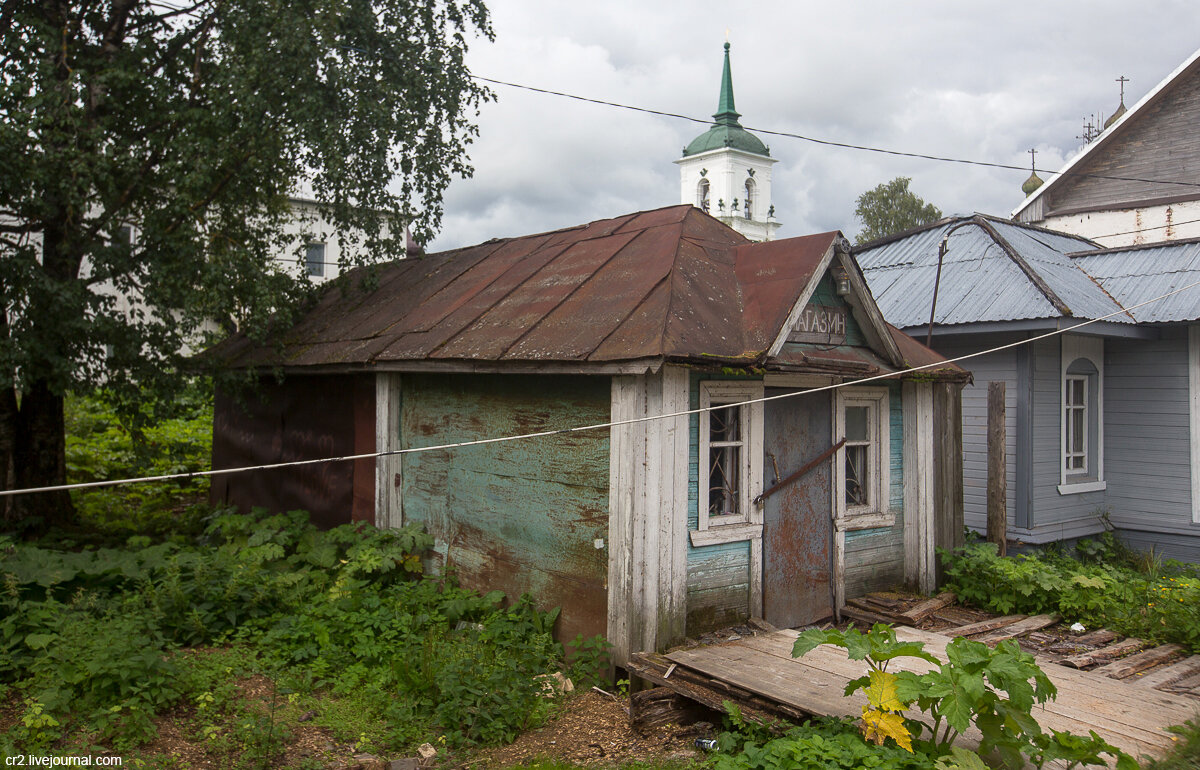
[4,275,1200,500]
[471,75,1200,192]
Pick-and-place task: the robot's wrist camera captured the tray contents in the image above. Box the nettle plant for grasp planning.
[792,624,1136,769]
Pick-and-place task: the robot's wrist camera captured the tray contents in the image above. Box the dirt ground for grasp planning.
[460,689,711,769]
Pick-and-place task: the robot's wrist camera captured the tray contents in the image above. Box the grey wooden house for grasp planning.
[208,205,967,663]
[858,215,1200,561]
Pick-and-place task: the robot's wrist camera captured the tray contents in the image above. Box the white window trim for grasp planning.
[834,387,892,529]
[696,381,764,542]
[1190,326,1200,524]
[1058,335,1106,495]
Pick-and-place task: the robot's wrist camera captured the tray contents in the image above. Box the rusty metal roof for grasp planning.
[210,205,960,379]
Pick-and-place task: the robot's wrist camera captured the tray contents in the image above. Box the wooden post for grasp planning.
[987,381,1007,557]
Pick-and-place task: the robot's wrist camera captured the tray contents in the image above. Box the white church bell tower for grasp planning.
[676,42,780,242]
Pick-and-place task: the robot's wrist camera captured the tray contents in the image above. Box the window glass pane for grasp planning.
[845,406,869,442]
[708,444,741,517]
[306,242,326,277]
[1071,409,1085,452]
[710,404,740,444]
[846,445,868,506]
[1070,379,1085,406]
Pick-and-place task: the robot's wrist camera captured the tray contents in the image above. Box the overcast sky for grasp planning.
[426,1,1199,252]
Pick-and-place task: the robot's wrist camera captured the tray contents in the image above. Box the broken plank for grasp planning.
[1076,628,1119,646]
[840,604,901,628]
[1062,638,1148,669]
[941,614,1026,638]
[899,592,956,624]
[626,652,796,725]
[1093,644,1185,680]
[972,614,1060,645]
[862,594,906,609]
[1131,654,1200,689]
[1166,671,1200,693]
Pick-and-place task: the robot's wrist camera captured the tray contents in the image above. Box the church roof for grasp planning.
[682,43,770,158]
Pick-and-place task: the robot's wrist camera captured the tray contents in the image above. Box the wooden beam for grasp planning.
[1093,644,1184,680]
[1131,654,1200,690]
[1062,638,1148,669]
[899,592,956,624]
[972,614,1059,645]
[986,381,1007,556]
[1076,629,1120,647]
[840,605,900,628]
[944,615,1026,638]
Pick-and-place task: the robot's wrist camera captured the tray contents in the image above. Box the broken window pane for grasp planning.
[708,443,741,517]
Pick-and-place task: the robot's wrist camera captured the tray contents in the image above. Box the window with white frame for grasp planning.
[698,381,763,532]
[1059,335,1104,494]
[835,387,891,524]
[697,178,711,212]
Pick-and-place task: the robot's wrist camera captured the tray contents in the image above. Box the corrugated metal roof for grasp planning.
[855,215,1129,328]
[208,205,962,379]
[1071,239,1200,323]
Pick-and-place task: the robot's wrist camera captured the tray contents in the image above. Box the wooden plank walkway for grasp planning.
[663,626,1198,763]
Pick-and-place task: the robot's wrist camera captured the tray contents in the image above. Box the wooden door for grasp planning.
[762,388,835,627]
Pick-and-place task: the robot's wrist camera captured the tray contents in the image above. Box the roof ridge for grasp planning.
[1068,234,1200,257]
[969,216,1073,316]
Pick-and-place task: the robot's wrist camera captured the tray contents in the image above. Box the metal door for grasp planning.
[762,388,834,627]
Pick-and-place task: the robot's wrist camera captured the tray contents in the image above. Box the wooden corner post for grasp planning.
[987,381,1007,557]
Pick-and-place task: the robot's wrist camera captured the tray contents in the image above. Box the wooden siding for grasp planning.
[1106,332,1199,538]
[1117,529,1200,562]
[808,275,869,347]
[608,367,690,664]
[937,345,1020,534]
[844,381,908,599]
[1029,338,1108,541]
[1044,65,1200,215]
[686,370,757,634]
[399,373,611,645]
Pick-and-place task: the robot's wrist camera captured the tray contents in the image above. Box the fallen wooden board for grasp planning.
[1095,645,1185,680]
[944,614,1026,637]
[1063,638,1148,669]
[899,592,956,624]
[1131,654,1200,690]
[1078,629,1120,646]
[840,605,900,628]
[972,614,1059,645]
[1166,671,1200,693]
[663,627,1195,763]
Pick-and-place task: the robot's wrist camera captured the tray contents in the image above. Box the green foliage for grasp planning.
[791,623,1133,769]
[853,177,943,245]
[943,540,1200,653]
[1143,718,1200,769]
[1,0,494,526]
[1,510,568,753]
[64,391,213,539]
[566,634,613,689]
[716,714,931,770]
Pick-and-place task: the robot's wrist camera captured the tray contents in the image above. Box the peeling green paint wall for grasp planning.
[399,373,611,644]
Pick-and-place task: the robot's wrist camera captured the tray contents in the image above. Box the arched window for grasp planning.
[1059,335,1105,493]
[744,178,756,219]
[697,178,711,212]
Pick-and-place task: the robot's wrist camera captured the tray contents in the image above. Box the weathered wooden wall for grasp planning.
[1043,62,1200,216]
[398,373,611,645]
[211,373,375,529]
[844,382,907,598]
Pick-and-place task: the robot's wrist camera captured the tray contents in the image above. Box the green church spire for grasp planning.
[681,41,769,158]
[714,42,741,126]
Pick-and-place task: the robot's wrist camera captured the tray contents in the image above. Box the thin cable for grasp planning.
[5,276,1200,499]
[473,75,1200,191]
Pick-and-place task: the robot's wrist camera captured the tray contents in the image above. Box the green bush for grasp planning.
[0,510,570,753]
[65,388,214,539]
[942,540,1200,654]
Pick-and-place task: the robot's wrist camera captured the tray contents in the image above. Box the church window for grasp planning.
[697,179,711,212]
[744,179,756,219]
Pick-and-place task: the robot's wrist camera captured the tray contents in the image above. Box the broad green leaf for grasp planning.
[791,628,834,658]
[871,640,941,666]
[933,746,989,770]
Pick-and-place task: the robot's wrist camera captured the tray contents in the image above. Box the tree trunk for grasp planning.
[0,382,16,525]
[12,380,74,532]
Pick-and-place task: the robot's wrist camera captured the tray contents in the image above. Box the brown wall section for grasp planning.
[211,374,375,529]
